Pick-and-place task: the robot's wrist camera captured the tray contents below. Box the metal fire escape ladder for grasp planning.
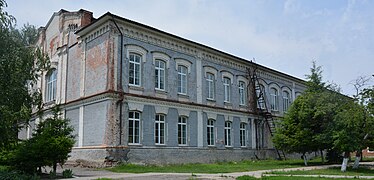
[251,68,286,160]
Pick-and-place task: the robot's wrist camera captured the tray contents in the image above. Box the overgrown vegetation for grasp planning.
[237,176,358,180]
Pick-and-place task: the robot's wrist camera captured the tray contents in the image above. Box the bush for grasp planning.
[0,170,39,180]
[62,169,73,178]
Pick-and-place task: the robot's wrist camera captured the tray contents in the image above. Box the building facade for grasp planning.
[20,9,307,164]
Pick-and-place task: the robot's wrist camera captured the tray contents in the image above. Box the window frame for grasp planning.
[128,111,141,145]
[129,53,142,86]
[207,119,215,146]
[270,87,279,111]
[223,77,231,103]
[240,123,246,147]
[46,69,57,102]
[155,114,166,145]
[282,90,291,112]
[177,65,188,95]
[155,59,166,90]
[224,121,232,147]
[178,116,188,145]
[239,81,246,105]
[206,73,215,100]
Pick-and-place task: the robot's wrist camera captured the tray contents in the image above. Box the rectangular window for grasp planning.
[224,121,232,146]
[207,119,215,146]
[129,53,141,86]
[178,65,187,94]
[178,116,187,145]
[155,114,165,145]
[128,111,140,144]
[206,73,215,99]
[240,123,246,147]
[239,81,246,105]
[223,77,231,102]
[155,60,165,90]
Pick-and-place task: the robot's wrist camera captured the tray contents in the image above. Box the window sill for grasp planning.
[128,143,142,146]
[239,104,247,107]
[129,85,144,91]
[177,93,188,97]
[155,89,167,94]
[44,100,55,106]
[207,98,215,102]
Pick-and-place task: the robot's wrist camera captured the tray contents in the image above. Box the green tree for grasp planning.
[273,62,343,165]
[12,107,75,174]
[0,0,48,153]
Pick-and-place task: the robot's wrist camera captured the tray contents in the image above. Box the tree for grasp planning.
[273,62,343,165]
[0,0,48,153]
[12,107,75,174]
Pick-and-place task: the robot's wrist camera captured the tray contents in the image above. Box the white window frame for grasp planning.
[207,119,215,146]
[270,88,279,111]
[206,73,215,100]
[224,121,232,147]
[129,53,141,86]
[223,77,231,103]
[128,111,141,144]
[46,69,57,102]
[239,81,246,105]
[283,90,291,112]
[178,65,188,95]
[178,116,187,145]
[155,114,165,145]
[240,123,246,147]
[155,59,166,90]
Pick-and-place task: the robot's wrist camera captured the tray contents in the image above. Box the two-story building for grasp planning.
[19,9,307,164]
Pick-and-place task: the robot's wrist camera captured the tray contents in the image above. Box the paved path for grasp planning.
[56,162,374,180]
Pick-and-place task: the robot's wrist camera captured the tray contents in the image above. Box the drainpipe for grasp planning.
[111,16,124,145]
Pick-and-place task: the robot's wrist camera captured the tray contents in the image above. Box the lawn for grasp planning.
[109,158,324,173]
[269,166,374,176]
[237,175,359,180]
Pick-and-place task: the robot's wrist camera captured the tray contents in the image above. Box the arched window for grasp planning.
[46,69,57,102]
[283,91,291,112]
[178,65,187,94]
[223,77,231,102]
[155,60,165,90]
[129,53,141,86]
[206,73,215,100]
[257,84,266,109]
[270,88,278,111]
[239,81,246,105]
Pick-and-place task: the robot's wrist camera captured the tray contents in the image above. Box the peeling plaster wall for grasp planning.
[66,45,81,101]
[85,32,111,97]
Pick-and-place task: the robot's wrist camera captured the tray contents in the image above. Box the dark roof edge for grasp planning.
[76,12,307,85]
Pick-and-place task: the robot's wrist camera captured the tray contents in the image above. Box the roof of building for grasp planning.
[75,11,306,85]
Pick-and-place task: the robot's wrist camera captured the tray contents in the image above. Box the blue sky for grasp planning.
[5,0,374,96]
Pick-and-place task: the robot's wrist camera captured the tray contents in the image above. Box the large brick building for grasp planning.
[19,9,307,164]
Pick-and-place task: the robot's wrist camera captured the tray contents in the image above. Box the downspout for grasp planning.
[111,16,124,145]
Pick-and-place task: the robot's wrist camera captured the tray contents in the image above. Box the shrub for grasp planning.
[62,169,73,178]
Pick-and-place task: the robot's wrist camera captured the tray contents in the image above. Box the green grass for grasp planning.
[237,175,359,180]
[270,166,374,176]
[109,158,325,173]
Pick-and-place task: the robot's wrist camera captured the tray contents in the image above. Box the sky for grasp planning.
[5,0,374,96]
